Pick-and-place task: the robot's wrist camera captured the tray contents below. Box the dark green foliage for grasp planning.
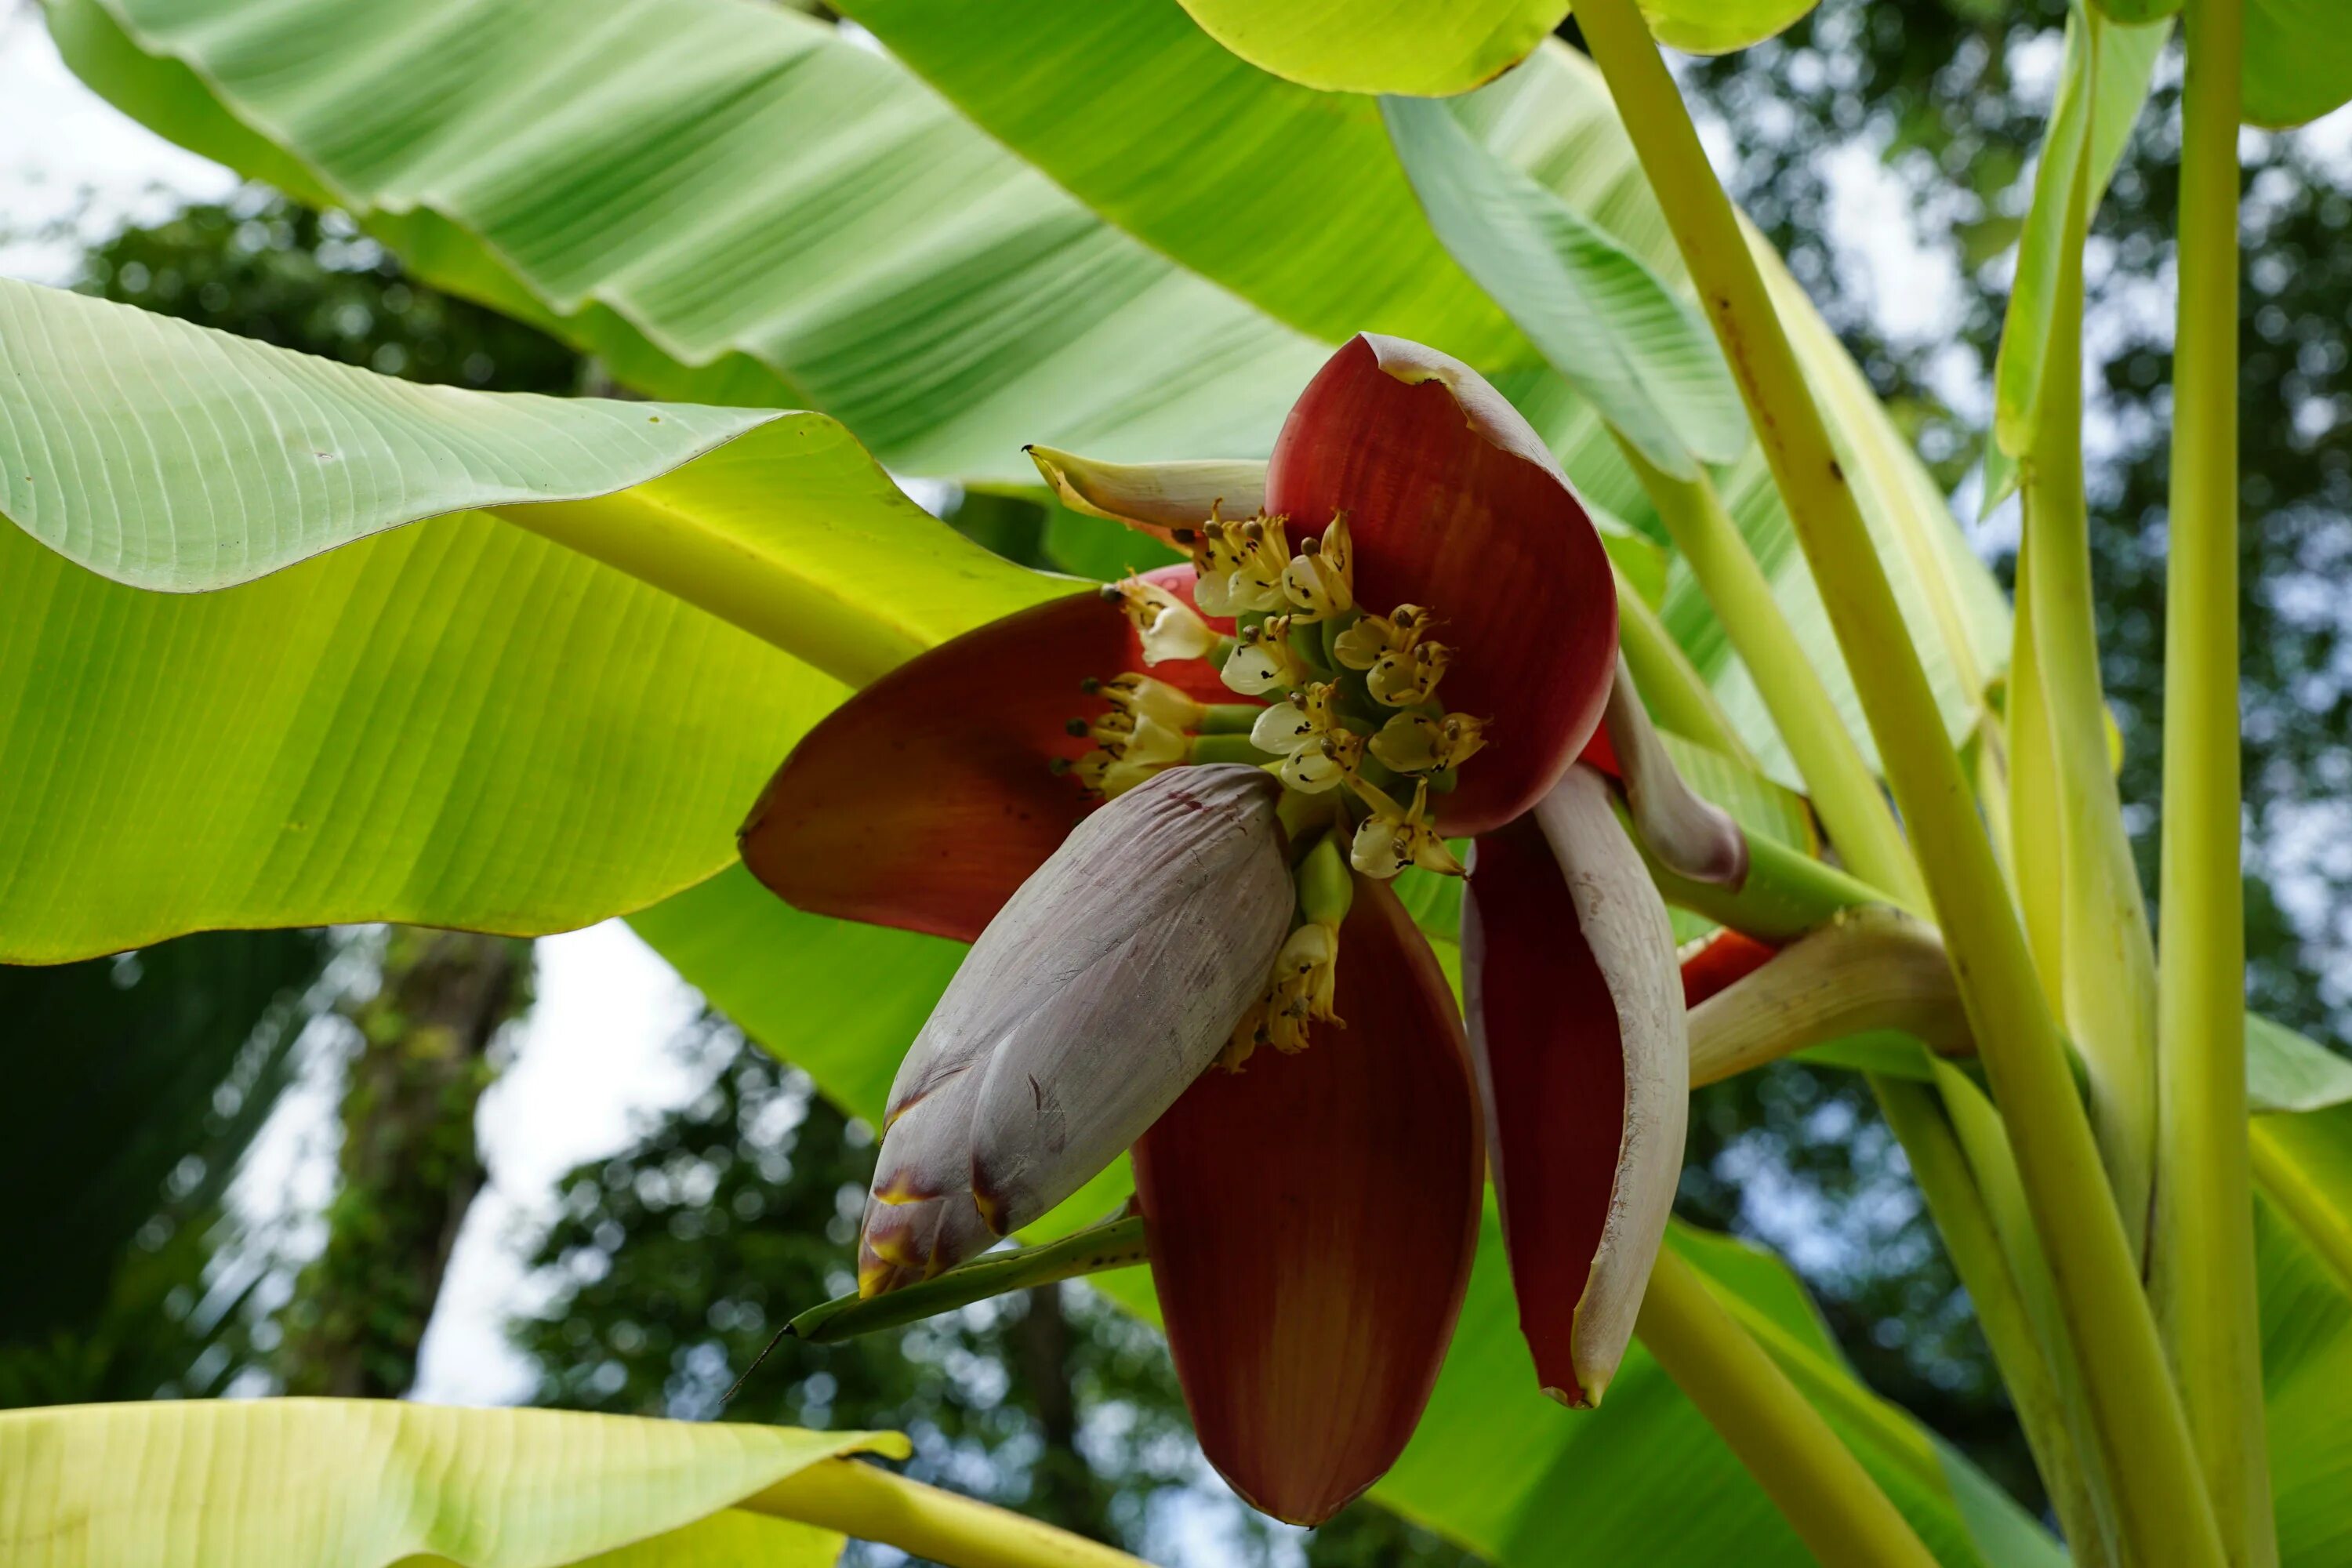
[0,929,326,1403]
[79,196,580,393]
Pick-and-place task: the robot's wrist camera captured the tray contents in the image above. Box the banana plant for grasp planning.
[5,0,2350,1565]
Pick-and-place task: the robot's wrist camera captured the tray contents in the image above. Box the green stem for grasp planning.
[1189,734,1276,766]
[786,1213,1146,1344]
[1879,1079,2113,1567]
[1632,811,1878,942]
[1614,434,1926,913]
[750,1458,1149,1568]
[1636,1247,1940,1568]
[2016,107,2160,1262]
[2156,1,2273,1561]
[1196,703,1262,735]
[2006,550,2069,994]
[1575,6,2225,1563]
[1612,564,1759,765]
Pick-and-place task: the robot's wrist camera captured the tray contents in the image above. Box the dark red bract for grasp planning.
[1266,334,1618,835]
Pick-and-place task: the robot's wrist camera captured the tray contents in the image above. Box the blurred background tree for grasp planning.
[3,1,2345,1560]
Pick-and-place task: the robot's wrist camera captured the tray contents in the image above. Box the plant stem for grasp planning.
[1686,906,1970,1086]
[2155,0,2274,1560]
[1624,804,1877,941]
[1613,434,1926,913]
[1636,1246,1940,1568]
[751,1458,1148,1568]
[786,1213,1147,1344]
[1613,411,2100,1537]
[1879,1078,2112,1567]
[2016,111,2160,1262]
[2005,551,2069,992]
[1574,6,2226,1563]
[1614,565,1759,764]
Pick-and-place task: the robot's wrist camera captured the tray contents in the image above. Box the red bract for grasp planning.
[1679,927,1781,1008]
[1464,767,1688,1408]
[736,333,1693,1523]
[1132,879,1480,1525]
[739,564,1227,942]
[1267,335,1618,835]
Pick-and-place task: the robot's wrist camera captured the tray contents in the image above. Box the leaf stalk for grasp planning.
[1573,5,2225,1561]
[1635,1246,1940,1568]
[2155,0,2275,1559]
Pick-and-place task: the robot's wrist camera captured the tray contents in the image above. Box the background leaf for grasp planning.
[0,931,322,1357]
[1169,0,1566,96]
[47,0,1329,485]
[0,514,828,962]
[1381,93,1748,479]
[2251,1102,2352,1563]
[831,0,1529,365]
[1622,0,1824,56]
[0,1399,899,1567]
[0,278,1066,685]
[2244,0,2352,129]
[1989,3,2169,466]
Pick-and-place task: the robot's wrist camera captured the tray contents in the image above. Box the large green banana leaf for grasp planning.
[0,278,1062,678]
[44,0,1329,485]
[630,866,2060,1568]
[0,281,1075,960]
[0,1399,895,1566]
[57,0,2009,782]
[0,510,819,962]
[831,2,2006,768]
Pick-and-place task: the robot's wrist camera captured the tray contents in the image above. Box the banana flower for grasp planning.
[741,334,1707,1521]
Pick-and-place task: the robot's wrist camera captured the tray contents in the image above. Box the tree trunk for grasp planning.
[278,929,530,1398]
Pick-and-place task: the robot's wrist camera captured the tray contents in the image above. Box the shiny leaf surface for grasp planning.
[49,0,1329,485]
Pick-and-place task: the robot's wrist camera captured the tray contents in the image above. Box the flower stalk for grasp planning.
[1575,4,2225,1560]
[2155,0,2275,1560]
[784,1208,1147,1345]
